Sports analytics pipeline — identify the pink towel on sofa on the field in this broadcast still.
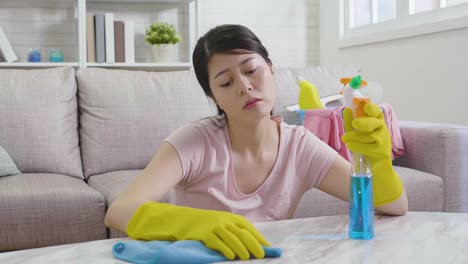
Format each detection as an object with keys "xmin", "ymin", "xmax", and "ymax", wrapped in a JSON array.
[
  {"xmin": 380, "ymin": 103, "xmax": 405, "ymax": 159},
  {"xmin": 301, "ymin": 104, "xmax": 404, "ymax": 163},
  {"xmin": 302, "ymin": 107, "xmax": 352, "ymax": 162}
]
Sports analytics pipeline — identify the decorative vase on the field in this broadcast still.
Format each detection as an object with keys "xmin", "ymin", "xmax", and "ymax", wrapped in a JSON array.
[{"xmin": 151, "ymin": 44, "xmax": 175, "ymax": 63}]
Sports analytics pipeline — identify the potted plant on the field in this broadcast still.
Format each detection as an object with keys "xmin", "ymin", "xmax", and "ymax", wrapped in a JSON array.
[{"xmin": 145, "ymin": 22, "xmax": 181, "ymax": 62}]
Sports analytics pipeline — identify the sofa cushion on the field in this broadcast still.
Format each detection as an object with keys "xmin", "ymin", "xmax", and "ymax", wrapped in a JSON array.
[
  {"xmin": 292, "ymin": 166, "xmax": 444, "ymax": 218},
  {"xmin": 76, "ymin": 68, "xmax": 217, "ymax": 178},
  {"xmin": 0, "ymin": 145, "xmax": 20, "ymax": 176},
  {"xmin": 0, "ymin": 67, "xmax": 83, "ymax": 179},
  {"xmin": 88, "ymin": 170, "xmax": 172, "ymax": 238},
  {"xmin": 394, "ymin": 121, "xmax": 468, "ymax": 213},
  {"xmin": 0, "ymin": 173, "xmax": 106, "ymax": 251}
]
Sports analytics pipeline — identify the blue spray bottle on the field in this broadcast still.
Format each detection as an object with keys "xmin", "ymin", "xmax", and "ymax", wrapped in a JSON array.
[{"xmin": 343, "ymin": 75, "xmax": 374, "ymax": 240}]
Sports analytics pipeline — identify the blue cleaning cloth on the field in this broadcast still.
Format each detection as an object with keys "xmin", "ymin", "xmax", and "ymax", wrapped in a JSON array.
[{"xmin": 112, "ymin": 240, "xmax": 282, "ymax": 264}]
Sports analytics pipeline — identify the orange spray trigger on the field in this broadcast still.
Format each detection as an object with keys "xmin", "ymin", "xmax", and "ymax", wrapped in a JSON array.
[{"xmin": 352, "ymin": 97, "xmax": 370, "ymax": 118}]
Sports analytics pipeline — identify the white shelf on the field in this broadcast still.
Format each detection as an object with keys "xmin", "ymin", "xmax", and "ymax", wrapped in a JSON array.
[
  {"xmin": 0, "ymin": 62, "xmax": 192, "ymax": 70},
  {"xmin": 0, "ymin": 62, "xmax": 80, "ymax": 68},
  {"xmin": 87, "ymin": 0, "xmax": 194, "ymax": 3},
  {"xmin": 0, "ymin": 0, "xmax": 198, "ymax": 71},
  {"xmin": 86, "ymin": 62, "xmax": 191, "ymax": 70},
  {"xmin": 82, "ymin": 0, "xmax": 197, "ymax": 71}
]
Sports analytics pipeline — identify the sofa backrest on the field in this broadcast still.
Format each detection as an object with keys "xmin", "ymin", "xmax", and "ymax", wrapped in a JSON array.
[
  {"xmin": 0, "ymin": 67, "xmax": 83, "ymax": 179},
  {"xmin": 76, "ymin": 65, "xmax": 360, "ymax": 179},
  {"xmin": 76, "ymin": 68, "xmax": 217, "ymax": 178}
]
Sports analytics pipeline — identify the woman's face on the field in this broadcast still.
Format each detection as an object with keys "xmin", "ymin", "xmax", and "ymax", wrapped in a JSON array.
[{"xmin": 208, "ymin": 51, "xmax": 276, "ymax": 121}]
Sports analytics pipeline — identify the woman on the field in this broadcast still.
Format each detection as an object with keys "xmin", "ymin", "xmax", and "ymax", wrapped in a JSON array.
[{"xmin": 105, "ymin": 24, "xmax": 408, "ymax": 260}]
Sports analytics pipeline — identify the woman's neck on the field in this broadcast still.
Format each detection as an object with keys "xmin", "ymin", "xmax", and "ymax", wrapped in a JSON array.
[{"xmin": 226, "ymin": 116, "xmax": 280, "ymax": 159}]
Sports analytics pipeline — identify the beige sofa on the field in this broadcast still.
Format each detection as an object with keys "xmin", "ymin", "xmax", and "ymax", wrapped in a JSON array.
[{"xmin": 0, "ymin": 66, "xmax": 467, "ymax": 251}]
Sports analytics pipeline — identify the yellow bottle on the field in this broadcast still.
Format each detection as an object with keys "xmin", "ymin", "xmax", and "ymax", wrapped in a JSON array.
[{"xmin": 297, "ymin": 77, "xmax": 324, "ymax": 110}]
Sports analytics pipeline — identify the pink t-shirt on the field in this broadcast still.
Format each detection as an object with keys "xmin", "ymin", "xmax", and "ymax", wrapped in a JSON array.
[{"xmin": 164, "ymin": 115, "xmax": 338, "ymax": 222}]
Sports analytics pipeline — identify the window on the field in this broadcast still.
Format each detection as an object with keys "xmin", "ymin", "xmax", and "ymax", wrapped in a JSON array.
[
  {"xmin": 409, "ymin": 0, "xmax": 439, "ymax": 14},
  {"xmin": 349, "ymin": 0, "xmax": 397, "ymax": 28},
  {"xmin": 376, "ymin": 0, "xmax": 397, "ymax": 22},
  {"xmin": 340, "ymin": 0, "xmax": 468, "ymax": 47}
]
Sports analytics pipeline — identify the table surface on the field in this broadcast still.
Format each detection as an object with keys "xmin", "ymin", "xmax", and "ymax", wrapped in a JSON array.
[{"xmin": 1, "ymin": 212, "xmax": 468, "ymax": 264}]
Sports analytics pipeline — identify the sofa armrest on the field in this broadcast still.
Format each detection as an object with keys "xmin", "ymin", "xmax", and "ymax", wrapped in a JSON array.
[{"xmin": 393, "ymin": 121, "xmax": 468, "ymax": 213}]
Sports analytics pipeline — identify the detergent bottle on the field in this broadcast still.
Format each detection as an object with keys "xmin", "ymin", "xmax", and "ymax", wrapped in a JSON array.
[{"xmin": 297, "ymin": 76, "xmax": 323, "ymax": 110}]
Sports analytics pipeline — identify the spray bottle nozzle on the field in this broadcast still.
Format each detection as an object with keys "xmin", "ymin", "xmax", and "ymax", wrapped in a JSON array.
[{"xmin": 349, "ymin": 75, "xmax": 362, "ymax": 90}]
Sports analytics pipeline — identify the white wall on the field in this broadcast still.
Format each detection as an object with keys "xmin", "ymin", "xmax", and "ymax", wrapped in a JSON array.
[
  {"xmin": 198, "ymin": 0, "xmax": 320, "ymax": 67},
  {"xmin": 320, "ymin": 0, "xmax": 468, "ymax": 125}
]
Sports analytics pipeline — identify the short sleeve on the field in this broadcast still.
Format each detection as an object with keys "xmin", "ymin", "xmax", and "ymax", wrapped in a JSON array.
[
  {"xmin": 163, "ymin": 122, "xmax": 210, "ymax": 184},
  {"xmin": 295, "ymin": 126, "xmax": 338, "ymax": 189}
]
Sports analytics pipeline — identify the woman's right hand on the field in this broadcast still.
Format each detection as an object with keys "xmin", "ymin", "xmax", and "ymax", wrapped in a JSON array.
[
  {"xmin": 105, "ymin": 140, "xmax": 270, "ymax": 260},
  {"xmin": 126, "ymin": 202, "xmax": 270, "ymax": 260}
]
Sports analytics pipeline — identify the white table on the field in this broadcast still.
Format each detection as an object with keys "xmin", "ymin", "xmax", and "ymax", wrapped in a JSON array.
[{"xmin": 1, "ymin": 212, "xmax": 468, "ymax": 263}]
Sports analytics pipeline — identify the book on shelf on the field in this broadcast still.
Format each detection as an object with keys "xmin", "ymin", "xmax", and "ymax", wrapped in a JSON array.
[
  {"xmin": 124, "ymin": 21, "xmax": 135, "ymax": 63},
  {"xmin": 94, "ymin": 15, "xmax": 135, "ymax": 64},
  {"xmin": 86, "ymin": 13, "xmax": 96, "ymax": 63},
  {"xmin": 105, "ymin": 13, "xmax": 115, "ymax": 64},
  {"xmin": 114, "ymin": 21, "xmax": 125, "ymax": 63},
  {"xmin": 95, "ymin": 14, "xmax": 106, "ymax": 63},
  {"xmin": 0, "ymin": 24, "xmax": 18, "ymax": 63}
]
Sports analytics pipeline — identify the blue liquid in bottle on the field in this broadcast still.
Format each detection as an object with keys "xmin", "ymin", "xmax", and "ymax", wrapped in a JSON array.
[{"xmin": 349, "ymin": 174, "xmax": 374, "ymax": 240}]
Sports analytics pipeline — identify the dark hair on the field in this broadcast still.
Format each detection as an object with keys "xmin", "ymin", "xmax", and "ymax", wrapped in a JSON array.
[{"xmin": 192, "ymin": 24, "xmax": 272, "ymax": 116}]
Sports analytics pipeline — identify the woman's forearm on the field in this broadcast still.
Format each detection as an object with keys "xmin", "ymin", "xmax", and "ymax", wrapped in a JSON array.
[
  {"xmin": 374, "ymin": 190, "xmax": 408, "ymax": 216},
  {"xmin": 104, "ymin": 195, "xmax": 148, "ymax": 233}
]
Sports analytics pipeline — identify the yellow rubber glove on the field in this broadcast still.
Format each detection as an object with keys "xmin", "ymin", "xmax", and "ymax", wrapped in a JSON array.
[
  {"xmin": 298, "ymin": 78, "xmax": 324, "ymax": 109},
  {"xmin": 126, "ymin": 202, "xmax": 270, "ymax": 260},
  {"xmin": 341, "ymin": 103, "xmax": 404, "ymax": 206}
]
